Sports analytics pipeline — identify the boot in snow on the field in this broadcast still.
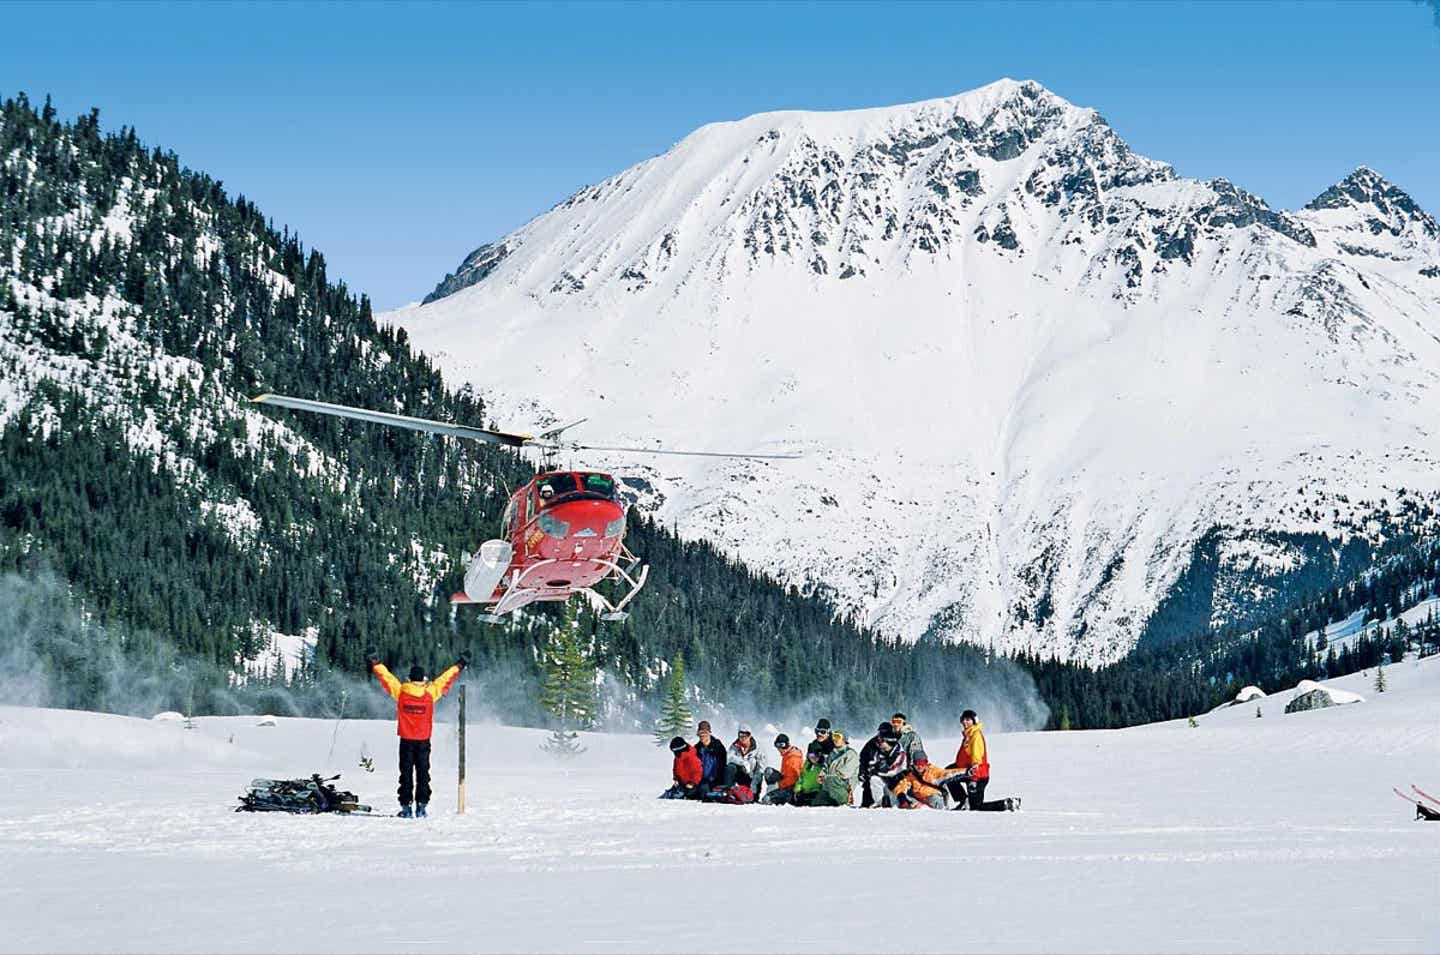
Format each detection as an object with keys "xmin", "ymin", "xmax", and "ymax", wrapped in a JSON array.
[
  {"xmin": 1005, "ymin": 797, "xmax": 1021, "ymax": 812},
  {"xmin": 398, "ymin": 803, "xmax": 414, "ymax": 818},
  {"xmin": 416, "ymin": 803, "xmax": 428, "ymax": 818}
]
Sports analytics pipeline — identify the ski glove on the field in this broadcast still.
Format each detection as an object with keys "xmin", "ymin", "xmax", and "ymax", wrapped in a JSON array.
[
  {"xmin": 456, "ymin": 654, "xmax": 469, "ymax": 671},
  {"xmin": 364, "ymin": 649, "xmax": 380, "ymax": 668}
]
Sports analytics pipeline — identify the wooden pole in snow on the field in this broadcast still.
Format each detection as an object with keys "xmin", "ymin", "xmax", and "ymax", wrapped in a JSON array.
[{"xmin": 457, "ymin": 683, "xmax": 467, "ymax": 814}]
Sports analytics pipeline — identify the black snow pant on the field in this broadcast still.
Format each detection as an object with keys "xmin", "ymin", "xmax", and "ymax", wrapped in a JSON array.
[
  {"xmin": 398, "ymin": 738, "xmax": 432, "ymax": 807},
  {"xmin": 946, "ymin": 776, "xmax": 1009, "ymax": 811}
]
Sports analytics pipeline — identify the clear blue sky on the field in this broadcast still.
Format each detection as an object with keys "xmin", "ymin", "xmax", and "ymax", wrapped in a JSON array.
[{"xmin": 2, "ymin": 1, "xmax": 1437, "ymax": 309}]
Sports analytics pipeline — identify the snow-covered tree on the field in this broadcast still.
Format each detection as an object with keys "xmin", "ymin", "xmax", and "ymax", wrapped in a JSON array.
[
  {"xmin": 1374, "ymin": 659, "xmax": 1387, "ymax": 694},
  {"xmin": 653, "ymin": 653, "xmax": 692, "ymax": 746}
]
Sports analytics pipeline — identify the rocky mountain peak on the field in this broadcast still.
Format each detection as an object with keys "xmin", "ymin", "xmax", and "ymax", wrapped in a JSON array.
[{"xmin": 1305, "ymin": 166, "xmax": 1437, "ymax": 241}]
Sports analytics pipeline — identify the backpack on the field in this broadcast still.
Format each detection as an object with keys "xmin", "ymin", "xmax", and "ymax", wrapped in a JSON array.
[
  {"xmin": 235, "ymin": 774, "xmax": 369, "ymax": 814},
  {"xmin": 702, "ymin": 783, "xmax": 755, "ymax": 805}
]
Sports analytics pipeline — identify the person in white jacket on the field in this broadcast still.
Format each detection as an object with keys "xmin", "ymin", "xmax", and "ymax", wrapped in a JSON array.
[{"xmin": 725, "ymin": 723, "xmax": 769, "ymax": 797}]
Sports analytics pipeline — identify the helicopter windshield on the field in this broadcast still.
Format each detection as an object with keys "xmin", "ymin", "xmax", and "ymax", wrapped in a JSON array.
[
  {"xmin": 535, "ymin": 472, "xmax": 619, "ymax": 509},
  {"xmin": 579, "ymin": 473, "xmax": 618, "ymax": 499},
  {"xmin": 536, "ymin": 473, "xmax": 579, "ymax": 504}
]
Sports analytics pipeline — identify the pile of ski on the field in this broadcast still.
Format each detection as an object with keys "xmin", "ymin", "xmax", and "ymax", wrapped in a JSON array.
[
  {"xmin": 236, "ymin": 774, "xmax": 375, "ymax": 815},
  {"xmin": 1392, "ymin": 784, "xmax": 1440, "ymax": 821}
]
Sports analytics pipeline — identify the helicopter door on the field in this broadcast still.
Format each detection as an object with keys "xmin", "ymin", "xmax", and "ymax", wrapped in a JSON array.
[{"xmin": 464, "ymin": 539, "xmax": 513, "ymax": 603}]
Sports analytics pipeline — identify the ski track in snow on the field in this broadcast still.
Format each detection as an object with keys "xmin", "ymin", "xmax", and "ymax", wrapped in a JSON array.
[{"xmin": 1, "ymin": 658, "xmax": 1437, "ymax": 953}]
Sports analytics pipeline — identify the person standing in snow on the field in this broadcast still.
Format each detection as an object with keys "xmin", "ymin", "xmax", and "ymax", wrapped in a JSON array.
[
  {"xmin": 661, "ymin": 736, "xmax": 705, "ymax": 799},
  {"xmin": 726, "ymin": 723, "xmax": 768, "ymax": 797},
  {"xmin": 694, "ymin": 720, "xmax": 728, "ymax": 791},
  {"xmin": 365, "ymin": 650, "xmax": 465, "ymax": 818},
  {"xmin": 762, "ymin": 733, "xmax": 805, "ymax": 805},
  {"xmin": 942, "ymin": 709, "xmax": 1020, "ymax": 812}
]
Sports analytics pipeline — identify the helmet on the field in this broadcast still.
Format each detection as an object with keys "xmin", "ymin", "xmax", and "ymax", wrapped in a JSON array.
[{"xmin": 668, "ymin": 736, "xmax": 688, "ymax": 753}]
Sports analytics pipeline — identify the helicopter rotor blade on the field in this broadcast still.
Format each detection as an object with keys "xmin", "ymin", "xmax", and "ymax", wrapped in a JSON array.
[
  {"xmin": 251, "ymin": 394, "xmax": 533, "ymax": 447},
  {"xmin": 536, "ymin": 417, "xmax": 590, "ymax": 443},
  {"xmin": 539, "ymin": 441, "xmax": 799, "ymax": 460}
]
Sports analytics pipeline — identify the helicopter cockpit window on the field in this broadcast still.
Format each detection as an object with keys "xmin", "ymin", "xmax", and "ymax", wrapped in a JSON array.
[
  {"xmin": 581, "ymin": 473, "xmax": 618, "ymax": 499},
  {"xmin": 536, "ymin": 473, "xmax": 579, "ymax": 506}
]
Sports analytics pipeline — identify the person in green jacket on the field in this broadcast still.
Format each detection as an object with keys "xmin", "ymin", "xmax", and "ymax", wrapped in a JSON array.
[
  {"xmin": 792, "ymin": 741, "xmax": 826, "ymax": 806},
  {"xmin": 813, "ymin": 730, "xmax": 860, "ymax": 807}
]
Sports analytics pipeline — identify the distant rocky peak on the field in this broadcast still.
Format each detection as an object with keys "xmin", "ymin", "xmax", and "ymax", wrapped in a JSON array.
[{"xmin": 1305, "ymin": 166, "xmax": 1437, "ymax": 239}]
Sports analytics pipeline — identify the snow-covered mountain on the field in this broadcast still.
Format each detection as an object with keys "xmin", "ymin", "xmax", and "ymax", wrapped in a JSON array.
[{"xmin": 391, "ymin": 79, "xmax": 1440, "ymax": 665}]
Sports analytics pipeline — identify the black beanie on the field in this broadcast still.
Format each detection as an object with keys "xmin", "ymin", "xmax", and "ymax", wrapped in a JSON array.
[
  {"xmin": 879, "ymin": 723, "xmax": 900, "ymax": 741},
  {"xmin": 409, "ymin": 664, "xmax": 426, "ymax": 681},
  {"xmin": 961, "ymin": 709, "xmax": 978, "ymax": 722},
  {"xmin": 774, "ymin": 733, "xmax": 790, "ymax": 748},
  {"xmin": 669, "ymin": 736, "xmax": 688, "ymax": 753},
  {"xmin": 815, "ymin": 718, "xmax": 831, "ymax": 732}
]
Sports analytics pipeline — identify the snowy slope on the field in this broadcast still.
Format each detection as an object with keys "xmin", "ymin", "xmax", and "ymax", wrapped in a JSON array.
[
  {"xmin": 391, "ymin": 79, "xmax": 1440, "ymax": 665},
  {"xmin": 2, "ymin": 658, "xmax": 1437, "ymax": 953}
]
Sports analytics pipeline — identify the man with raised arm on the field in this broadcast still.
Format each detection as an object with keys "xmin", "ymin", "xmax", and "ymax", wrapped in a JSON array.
[{"xmin": 366, "ymin": 649, "xmax": 465, "ymax": 818}]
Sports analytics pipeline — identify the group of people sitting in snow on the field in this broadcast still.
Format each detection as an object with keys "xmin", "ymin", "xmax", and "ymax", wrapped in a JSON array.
[{"xmin": 661, "ymin": 710, "xmax": 1020, "ymax": 811}]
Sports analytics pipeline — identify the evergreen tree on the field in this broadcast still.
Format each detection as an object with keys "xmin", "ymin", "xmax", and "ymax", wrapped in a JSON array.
[
  {"xmin": 1374, "ymin": 659, "xmax": 1386, "ymax": 694},
  {"xmin": 653, "ymin": 653, "xmax": 693, "ymax": 745},
  {"xmin": 538, "ymin": 601, "xmax": 595, "ymax": 757}
]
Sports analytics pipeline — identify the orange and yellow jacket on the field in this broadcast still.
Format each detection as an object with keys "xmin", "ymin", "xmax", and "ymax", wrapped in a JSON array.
[
  {"xmin": 953, "ymin": 720, "xmax": 990, "ymax": 780},
  {"xmin": 372, "ymin": 663, "xmax": 462, "ymax": 740},
  {"xmin": 776, "ymin": 745, "xmax": 805, "ymax": 789},
  {"xmin": 891, "ymin": 760, "xmax": 949, "ymax": 803}
]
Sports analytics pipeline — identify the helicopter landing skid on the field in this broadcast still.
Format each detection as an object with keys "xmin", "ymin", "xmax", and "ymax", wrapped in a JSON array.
[{"xmin": 584, "ymin": 552, "xmax": 649, "ymax": 622}]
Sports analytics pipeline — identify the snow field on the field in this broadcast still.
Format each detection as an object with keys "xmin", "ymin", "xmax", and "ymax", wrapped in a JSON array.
[{"xmin": 0, "ymin": 657, "xmax": 1437, "ymax": 953}]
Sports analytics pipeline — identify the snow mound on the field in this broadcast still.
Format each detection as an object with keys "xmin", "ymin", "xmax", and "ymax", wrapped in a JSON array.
[
  {"xmin": 151, "ymin": 711, "xmax": 185, "ymax": 721},
  {"xmin": 1207, "ymin": 684, "xmax": 1270, "ymax": 713},
  {"xmin": 1285, "ymin": 679, "xmax": 1365, "ymax": 714},
  {"xmin": 256, "ymin": 715, "xmax": 278, "ymax": 727},
  {"xmin": 1234, "ymin": 686, "xmax": 1266, "ymax": 704}
]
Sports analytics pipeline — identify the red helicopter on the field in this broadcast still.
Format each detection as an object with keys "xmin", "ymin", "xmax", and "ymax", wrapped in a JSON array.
[{"xmin": 251, "ymin": 394, "xmax": 795, "ymax": 622}]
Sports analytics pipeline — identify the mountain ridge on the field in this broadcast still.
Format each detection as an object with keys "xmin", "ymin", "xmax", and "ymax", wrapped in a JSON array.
[{"xmin": 396, "ymin": 79, "xmax": 1440, "ymax": 665}]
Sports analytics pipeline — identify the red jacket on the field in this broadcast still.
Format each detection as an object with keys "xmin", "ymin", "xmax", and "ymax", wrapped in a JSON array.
[
  {"xmin": 372, "ymin": 663, "xmax": 462, "ymax": 740},
  {"xmin": 672, "ymin": 745, "xmax": 703, "ymax": 787}
]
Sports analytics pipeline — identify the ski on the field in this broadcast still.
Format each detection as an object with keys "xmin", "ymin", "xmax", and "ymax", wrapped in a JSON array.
[
  {"xmin": 1394, "ymin": 787, "xmax": 1440, "ymax": 821},
  {"xmin": 1411, "ymin": 785, "xmax": 1440, "ymax": 808}
]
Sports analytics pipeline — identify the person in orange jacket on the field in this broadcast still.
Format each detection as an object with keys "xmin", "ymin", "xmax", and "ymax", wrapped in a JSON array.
[
  {"xmin": 944, "ymin": 709, "xmax": 1020, "ymax": 811},
  {"xmin": 761, "ymin": 733, "xmax": 805, "ymax": 804},
  {"xmin": 366, "ymin": 649, "xmax": 464, "ymax": 818}
]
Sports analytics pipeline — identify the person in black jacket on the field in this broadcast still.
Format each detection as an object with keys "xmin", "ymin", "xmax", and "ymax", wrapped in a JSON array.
[
  {"xmin": 813, "ymin": 717, "xmax": 836, "ymax": 756},
  {"xmin": 857, "ymin": 721, "xmax": 891, "ymax": 808},
  {"xmin": 693, "ymin": 720, "xmax": 728, "ymax": 790}
]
